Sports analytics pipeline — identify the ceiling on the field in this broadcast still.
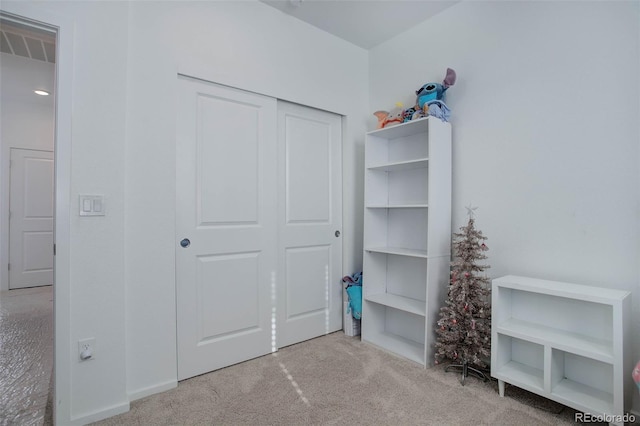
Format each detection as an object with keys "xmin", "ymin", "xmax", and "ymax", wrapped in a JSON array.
[
  {"xmin": 260, "ymin": 0, "xmax": 460, "ymax": 49},
  {"xmin": 0, "ymin": 2, "xmax": 458, "ymax": 55},
  {"xmin": 0, "ymin": 18, "xmax": 55, "ymax": 63}
]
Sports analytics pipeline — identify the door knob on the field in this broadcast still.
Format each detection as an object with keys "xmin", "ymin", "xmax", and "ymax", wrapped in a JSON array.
[
  {"xmin": 335, "ymin": 230, "xmax": 340, "ymax": 238},
  {"xmin": 180, "ymin": 238, "xmax": 191, "ymax": 248}
]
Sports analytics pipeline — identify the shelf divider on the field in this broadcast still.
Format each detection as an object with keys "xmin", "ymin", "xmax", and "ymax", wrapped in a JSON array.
[
  {"xmin": 365, "ymin": 293, "xmax": 426, "ymax": 317},
  {"xmin": 366, "ymin": 204, "xmax": 428, "ymax": 209},
  {"xmin": 497, "ymin": 318, "xmax": 613, "ymax": 363},
  {"xmin": 367, "ymin": 158, "xmax": 428, "ymax": 172},
  {"xmin": 365, "ymin": 247, "xmax": 429, "ymax": 258}
]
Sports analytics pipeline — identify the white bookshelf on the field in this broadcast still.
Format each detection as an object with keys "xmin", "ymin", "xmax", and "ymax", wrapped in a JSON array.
[
  {"xmin": 362, "ymin": 117, "xmax": 451, "ymax": 366},
  {"xmin": 491, "ymin": 275, "xmax": 631, "ymax": 425}
]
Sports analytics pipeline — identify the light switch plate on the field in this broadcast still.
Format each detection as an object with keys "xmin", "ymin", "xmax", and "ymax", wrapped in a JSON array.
[{"xmin": 79, "ymin": 195, "xmax": 105, "ymax": 216}]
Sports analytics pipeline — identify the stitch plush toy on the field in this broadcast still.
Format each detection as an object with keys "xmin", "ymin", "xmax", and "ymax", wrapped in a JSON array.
[
  {"xmin": 374, "ymin": 102, "xmax": 405, "ymax": 129},
  {"xmin": 415, "ymin": 68, "xmax": 456, "ymax": 108},
  {"xmin": 413, "ymin": 68, "xmax": 457, "ymax": 122}
]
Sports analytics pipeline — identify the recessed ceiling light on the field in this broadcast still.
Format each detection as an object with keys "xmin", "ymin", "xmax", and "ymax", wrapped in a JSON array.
[{"xmin": 34, "ymin": 90, "xmax": 49, "ymax": 96}]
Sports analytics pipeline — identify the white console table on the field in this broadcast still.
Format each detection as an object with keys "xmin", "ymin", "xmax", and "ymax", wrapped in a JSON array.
[{"xmin": 491, "ymin": 275, "xmax": 631, "ymax": 425}]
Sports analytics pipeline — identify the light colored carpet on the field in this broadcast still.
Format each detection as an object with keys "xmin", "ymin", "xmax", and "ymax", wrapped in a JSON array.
[
  {"xmin": 0, "ymin": 286, "xmax": 54, "ymax": 426},
  {"xmin": 93, "ymin": 332, "xmax": 580, "ymax": 425}
]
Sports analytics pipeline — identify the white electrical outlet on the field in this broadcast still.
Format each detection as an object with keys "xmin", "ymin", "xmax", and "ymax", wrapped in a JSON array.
[{"xmin": 78, "ymin": 338, "xmax": 96, "ymax": 361}]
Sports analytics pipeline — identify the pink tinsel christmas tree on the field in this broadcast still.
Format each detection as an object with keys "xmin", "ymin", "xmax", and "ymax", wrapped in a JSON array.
[{"xmin": 435, "ymin": 208, "xmax": 491, "ymax": 379}]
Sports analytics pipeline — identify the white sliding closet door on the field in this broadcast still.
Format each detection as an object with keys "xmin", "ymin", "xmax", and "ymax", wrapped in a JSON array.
[
  {"xmin": 176, "ymin": 78, "xmax": 343, "ymax": 381},
  {"xmin": 276, "ymin": 101, "xmax": 342, "ymax": 348},
  {"xmin": 176, "ymin": 76, "xmax": 277, "ymax": 380}
]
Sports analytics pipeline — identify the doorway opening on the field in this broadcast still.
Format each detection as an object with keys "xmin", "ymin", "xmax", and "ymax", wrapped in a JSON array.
[
  {"xmin": 0, "ymin": 15, "xmax": 57, "ymax": 424},
  {"xmin": 1, "ymin": 17, "xmax": 55, "ymax": 291}
]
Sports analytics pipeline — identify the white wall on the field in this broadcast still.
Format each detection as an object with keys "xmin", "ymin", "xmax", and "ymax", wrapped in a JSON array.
[
  {"xmin": 67, "ymin": 2, "xmax": 129, "ymax": 420},
  {"xmin": 0, "ymin": 52, "xmax": 54, "ymax": 292},
  {"xmin": 2, "ymin": 1, "xmax": 130, "ymax": 423},
  {"xmin": 370, "ymin": 0, "xmax": 640, "ymax": 412},
  {"xmin": 124, "ymin": 0, "xmax": 369, "ymax": 400}
]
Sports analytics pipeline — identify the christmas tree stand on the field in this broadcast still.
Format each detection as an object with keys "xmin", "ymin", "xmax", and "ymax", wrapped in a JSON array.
[{"xmin": 444, "ymin": 360, "xmax": 488, "ymax": 385}]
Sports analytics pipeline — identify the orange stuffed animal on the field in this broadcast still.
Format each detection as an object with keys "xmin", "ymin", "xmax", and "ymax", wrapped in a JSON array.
[{"xmin": 374, "ymin": 102, "xmax": 404, "ymax": 129}]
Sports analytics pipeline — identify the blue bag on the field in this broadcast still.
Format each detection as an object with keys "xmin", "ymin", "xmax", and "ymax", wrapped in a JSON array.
[
  {"xmin": 343, "ymin": 272, "xmax": 363, "ymax": 320},
  {"xmin": 346, "ymin": 285, "xmax": 362, "ymax": 320}
]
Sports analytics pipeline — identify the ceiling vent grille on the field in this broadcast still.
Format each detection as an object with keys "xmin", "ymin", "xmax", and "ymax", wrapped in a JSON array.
[{"xmin": 0, "ymin": 22, "xmax": 55, "ymax": 63}]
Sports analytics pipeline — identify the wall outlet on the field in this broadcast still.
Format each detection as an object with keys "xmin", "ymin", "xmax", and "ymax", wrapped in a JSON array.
[{"xmin": 78, "ymin": 338, "xmax": 96, "ymax": 361}]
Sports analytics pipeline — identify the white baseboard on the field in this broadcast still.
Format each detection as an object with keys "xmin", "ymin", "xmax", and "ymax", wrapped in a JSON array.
[
  {"xmin": 69, "ymin": 401, "xmax": 130, "ymax": 425},
  {"xmin": 128, "ymin": 379, "xmax": 177, "ymax": 402},
  {"xmin": 61, "ymin": 381, "xmax": 177, "ymax": 424}
]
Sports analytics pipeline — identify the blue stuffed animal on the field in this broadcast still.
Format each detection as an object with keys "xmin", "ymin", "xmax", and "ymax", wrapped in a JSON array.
[
  {"xmin": 415, "ymin": 68, "xmax": 457, "ymax": 108},
  {"xmin": 413, "ymin": 68, "xmax": 457, "ymax": 122}
]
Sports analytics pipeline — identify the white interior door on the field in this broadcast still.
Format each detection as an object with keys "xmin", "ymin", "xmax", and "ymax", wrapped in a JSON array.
[
  {"xmin": 176, "ymin": 76, "xmax": 277, "ymax": 380},
  {"xmin": 276, "ymin": 101, "xmax": 342, "ymax": 348},
  {"xmin": 8, "ymin": 148, "xmax": 54, "ymax": 289}
]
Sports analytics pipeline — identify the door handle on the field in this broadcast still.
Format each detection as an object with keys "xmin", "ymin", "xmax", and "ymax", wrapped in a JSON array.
[
  {"xmin": 180, "ymin": 238, "xmax": 191, "ymax": 248},
  {"xmin": 335, "ymin": 230, "xmax": 340, "ymax": 238}
]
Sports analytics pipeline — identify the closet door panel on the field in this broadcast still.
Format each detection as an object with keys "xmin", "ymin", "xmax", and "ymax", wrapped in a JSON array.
[
  {"xmin": 176, "ymin": 76, "xmax": 277, "ymax": 380},
  {"xmin": 197, "ymin": 95, "xmax": 259, "ymax": 225},
  {"xmin": 285, "ymin": 116, "xmax": 331, "ymax": 223},
  {"xmin": 277, "ymin": 101, "xmax": 343, "ymax": 348}
]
